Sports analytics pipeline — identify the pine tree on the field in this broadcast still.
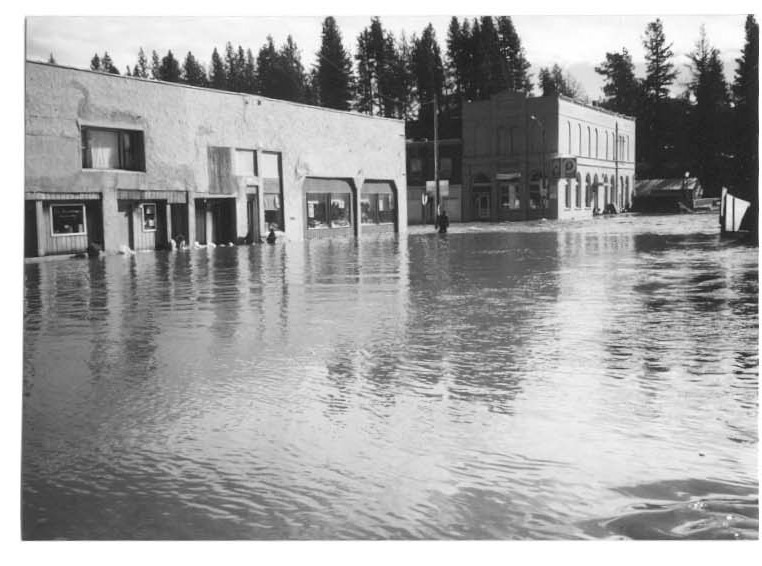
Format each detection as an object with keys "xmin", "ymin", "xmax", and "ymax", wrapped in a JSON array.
[
  {"xmin": 642, "ymin": 18, "xmax": 678, "ymax": 102},
  {"xmin": 316, "ymin": 16, "xmax": 355, "ymax": 111},
  {"xmin": 538, "ymin": 64, "xmax": 584, "ymax": 99},
  {"xmin": 496, "ymin": 16, "xmax": 532, "ymax": 93},
  {"xmin": 412, "ymin": 23, "xmax": 445, "ymax": 133},
  {"xmin": 133, "ymin": 48, "xmax": 149, "ymax": 79},
  {"xmin": 641, "ymin": 18, "xmax": 679, "ymax": 175},
  {"xmin": 209, "ymin": 47, "xmax": 227, "ymax": 90},
  {"xmin": 242, "ymin": 48, "xmax": 257, "ymax": 94},
  {"xmin": 90, "ymin": 53, "xmax": 101, "ymax": 71},
  {"xmin": 47, "ymin": 53, "xmax": 56, "ymax": 64},
  {"xmin": 732, "ymin": 14, "xmax": 759, "ymax": 202},
  {"xmin": 355, "ymin": 17, "xmax": 397, "ymax": 116},
  {"xmin": 158, "ymin": 50, "xmax": 181, "ymax": 82},
  {"xmin": 595, "ymin": 48, "xmax": 642, "ymax": 115},
  {"xmin": 255, "ymin": 36, "xmax": 277, "ymax": 96},
  {"xmin": 686, "ymin": 26, "xmax": 730, "ymax": 196},
  {"xmin": 101, "ymin": 52, "xmax": 120, "ymax": 74},
  {"xmin": 389, "ymin": 32, "xmax": 415, "ymax": 120},
  {"xmin": 182, "ymin": 51, "xmax": 207, "ymax": 87},
  {"xmin": 151, "ymin": 50, "xmax": 161, "ymax": 80},
  {"xmin": 224, "ymin": 42, "xmax": 242, "ymax": 92},
  {"xmin": 277, "ymin": 35, "xmax": 308, "ymax": 103}
]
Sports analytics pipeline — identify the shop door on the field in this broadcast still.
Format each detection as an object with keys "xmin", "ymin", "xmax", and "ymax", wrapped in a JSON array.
[
  {"xmin": 195, "ymin": 200, "xmax": 207, "ymax": 244},
  {"xmin": 247, "ymin": 193, "xmax": 259, "ymax": 243},
  {"xmin": 476, "ymin": 194, "xmax": 491, "ymax": 220}
]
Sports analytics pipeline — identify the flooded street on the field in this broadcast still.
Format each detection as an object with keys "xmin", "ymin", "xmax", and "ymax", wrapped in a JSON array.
[{"xmin": 22, "ymin": 213, "xmax": 758, "ymax": 540}]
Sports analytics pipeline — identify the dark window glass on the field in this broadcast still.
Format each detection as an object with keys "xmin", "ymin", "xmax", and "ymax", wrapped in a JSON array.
[
  {"xmin": 51, "ymin": 205, "xmax": 86, "ymax": 235},
  {"xmin": 81, "ymin": 127, "xmax": 144, "ymax": 171}
]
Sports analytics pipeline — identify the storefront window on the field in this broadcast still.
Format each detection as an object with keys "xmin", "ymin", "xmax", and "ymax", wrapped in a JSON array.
[
  {"xmin": 141, "ymin": 203, "xmax": 157, "ymax": 231},
  {"xmin": 500, "ymin": 183, "xmax": 520, "ymax": 209},
  {"xmin": 306, "ymin": 193, "xmax": 329, "ymax": 228},
  {"xmin": 51, "ymin": 204, "xmax": 86, "ymax": 236},
  {"xmin": 331, "ymin": 195, "xmax": 351, "ymax": 227}
]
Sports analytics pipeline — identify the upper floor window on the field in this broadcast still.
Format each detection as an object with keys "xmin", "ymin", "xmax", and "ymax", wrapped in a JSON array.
[
  {"xmin": 410, "ymin": 157, "xmax": 423, "ymax": 174},
  {"xmin": 81, "ymin": 127, "xmax": 144, "ymax": 171},
  {"xmin": 260, "ymin": 151, "xmax": 281, "ymax": 179},
  {"xmin": 578, "ymin": 124, "xmax": 582, "ymax": 156},
  {"xmin": 594, "ymin": 129, "xmax": 599, "ymax": 158},
  {"xmin": 587, "ymin": 126, "xmax": 591, "ymax": 157},
  {"xmin": 235, "ymin": 149, "xmax": 258, "ymax": 177},
  {"xmin": 567, "ymin": 122, "xmax": 572, "ymax": 154},
  {"xmin": 440, "ymin": 157, "xmax": 453, "ymax": 179}
]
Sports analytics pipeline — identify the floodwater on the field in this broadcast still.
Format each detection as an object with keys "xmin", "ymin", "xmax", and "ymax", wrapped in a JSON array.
[{"xmin": 22, "ymin": 213, "xmax": 758, "ymax": 540}]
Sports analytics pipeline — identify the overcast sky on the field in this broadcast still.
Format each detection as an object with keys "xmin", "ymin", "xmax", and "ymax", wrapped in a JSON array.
[{"xmin": 22, "ymin": 12, "xmax": 753, "ymax": 100}]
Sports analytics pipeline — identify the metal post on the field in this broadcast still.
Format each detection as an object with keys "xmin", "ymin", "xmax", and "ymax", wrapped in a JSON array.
[{"xmin": 434, "ymin": 92, "xmax": 440, "ymax": 220}]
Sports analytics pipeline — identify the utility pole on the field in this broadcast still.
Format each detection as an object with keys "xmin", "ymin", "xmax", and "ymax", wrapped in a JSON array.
[{"xmin": 434, "ymin": 92, "xmax": 440, "ymax": 220}]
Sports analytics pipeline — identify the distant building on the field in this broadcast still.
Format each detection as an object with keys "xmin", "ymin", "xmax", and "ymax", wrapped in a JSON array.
[
  {"xmin": 462, "ymin": 92, "xmax": 636, "ymax": 221},
  {"xmin": 632, "ymin": 178, "xmax": 704, "ymax": 213},
  {"xmin": 405, "ymin": 138, "xmax": 463, "ymax": 224},
  {"xmin": 24, "ymin": 61, "xmax": 407, "ymax": 257}
]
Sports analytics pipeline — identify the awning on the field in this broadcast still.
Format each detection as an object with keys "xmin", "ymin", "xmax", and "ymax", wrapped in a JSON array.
[
  {"xmin": 496, "ymin": 172, "xmax": 521, "ymax": 181},
  {"xmin": 25, "ymin": 192, "xmax": 101, "ymax": 201},
  {"xmin": 118, "ymin": 189, "xmax": 187, "ymax": 203},
  {"xmin": 361, "ymin": 181, "xmax": 394, "ymax": 195},
  {"xmin": 302, "ymin": 177, "xmax": 353, "ymax": 194}
]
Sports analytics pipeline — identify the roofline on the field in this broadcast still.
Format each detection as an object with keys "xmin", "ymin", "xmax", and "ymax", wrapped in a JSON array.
[
  {"xmin": 555, "ymin": 93, "xmax": 636, "ymax": 122},
  {"xmin": 25, "ymin": 60, "xmax": 405, "ymax": 125}
]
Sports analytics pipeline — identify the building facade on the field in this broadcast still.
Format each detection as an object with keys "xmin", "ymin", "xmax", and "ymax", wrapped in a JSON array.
[
  {"xmin": 25, "ymin": 62, "xmax": 407, "ymax": 257},
  {"xmin": 462, "ymin": 92, "xmax": 636, "ymax": 222},
  {"xmin": 405, "ymin": 138, "xmax": 463, "ymax": 225}
]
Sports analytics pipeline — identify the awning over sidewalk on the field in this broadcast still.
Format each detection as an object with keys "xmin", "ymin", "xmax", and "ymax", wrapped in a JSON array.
[
  {"xmin": 118, "ymin": 189, "xmax": 187, "ymax": 203},
  {"xmin": 25, "ymin": 192, "xmax": 101, "ymax": 201}
]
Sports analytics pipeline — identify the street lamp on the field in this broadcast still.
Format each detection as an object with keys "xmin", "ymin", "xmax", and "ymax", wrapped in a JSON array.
[{"xmin": 530, "ymin": 114, "xmax": 547, "ymax": 216}]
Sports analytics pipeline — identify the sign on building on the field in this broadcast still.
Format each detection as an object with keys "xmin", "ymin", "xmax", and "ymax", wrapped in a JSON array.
[
  {"xmin": 426, "ymin": 180, "xmax": 450, "ymax": 197},
  {"xmin": 551, "ymin": 157, "xmax": 577, "ymax": 179}
]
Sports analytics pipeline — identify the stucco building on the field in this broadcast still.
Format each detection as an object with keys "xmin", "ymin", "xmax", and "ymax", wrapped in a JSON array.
[
  {"xmin": 462, "ymin": 92, "xmax": 636, "ymax": 222},
  {"xmin": 24, "ymin": 61, "xmax": 407, "ymax": 257}
]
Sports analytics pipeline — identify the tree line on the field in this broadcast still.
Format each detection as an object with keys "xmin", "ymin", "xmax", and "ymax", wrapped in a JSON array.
[{"xmin": 77, "ymin": 15, "xmax": 758, "ymax": 199}]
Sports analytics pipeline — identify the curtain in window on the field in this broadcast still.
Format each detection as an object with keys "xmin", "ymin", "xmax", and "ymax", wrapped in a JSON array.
[{"xmin": 90, "ymin": 130, "xmax": 119, "ymax": 169}]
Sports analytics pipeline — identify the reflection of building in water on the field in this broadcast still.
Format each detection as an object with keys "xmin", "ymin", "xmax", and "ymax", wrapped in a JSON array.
[
  {"xmin": 25, "ymin": 61, "xmax": 406, "ymax": 257},
  {"xmin": 463, "ymin": 92, "xmax": 636, "ymax": 222}
]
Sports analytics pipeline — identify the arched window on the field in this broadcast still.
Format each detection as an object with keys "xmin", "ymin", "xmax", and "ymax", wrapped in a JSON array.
[
  {"xmin": 605, "ymin": 132, "xmax": 609, "ymax": 160},
  {"xmin": 567, "ymin": 121, "xmax": 572, "ymax": 154},
  {"xmin": 595, "ymin": 129, "xmax": 599, "ymax": 158},
  {"xmin": 578, "ymin": 124, "xmax": 582, "ymax": 156},
  {"xmin": 575, "ymin": 173, "xmax": 582, "ymax": 208},
  {"xmin": 587, "ymin": 126, "xmax": 591, "ymax": 157},
  {"xmin": 589, "ymin": 174, "xmax": 598, "ymax": 208},
  {"xmin": 620, "ymin": 176, "xmax": 625, "ymax": 209},
  {"xmin": 603, "ymin": 174, "xmax": 609, "ymax": 205},
  {"xmin": 565, "ymin": 178, "xmax": 572, "ymax": 209},
  {"xmin": 626, "ymin": 136, "xmax": 630, "ymax": 161},
  {"xmin": 625, "ymin": 177, "xmax": 630, "ymax": 209}
]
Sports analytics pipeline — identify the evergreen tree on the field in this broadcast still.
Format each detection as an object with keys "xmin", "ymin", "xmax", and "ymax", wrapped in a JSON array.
[
  {"xmin": 242, "ymin": 48, "xmax": 257, "ymax": 94},
  {"xmin": 642, "ymin": 18, "xmax": 678, "ymax": 102},
  {"xmin": 90, "ymin": 53, "xmax": 101, "ymax": 71},
  {"xmin": 412, "ymin": 23, "xmax": 445, "ymax": 133},
  {"xmin": 687, "ymin": 26, "xmax": 730, "ymax": 196},
  {"xmin": 101, "ymin": 52, "xmax": 120, "ymax": 74},
  {"xmin": 496, "ymin": 16, "xmax": 532, "ymax": 93},
  {"xmin": 133, "ymin": 48, "xmax": 149, "ymax": 79},
  {"xmin": 47, "ymin": 53, "xmax": 56, "ymax": 64},
  {"xmin": 473, "ymin": 17, "xmax": 505, "ymax": 98},
  {"xmin": 125, "ymin": 65, "xmax": 132, "ymax": 76},
  {"xmin": 355, "ymin": 17, "xmax": 397, "ymax": 116},
  {"xmin": 224, "ymin": 42, "xmax": 244, "ymax": 92},
  {"xmin": 732, "ymin": 14, "xmax": 759, "ymax": 202},
  {"xmin": 538, "ymin": 64, "xmax": 584, "ymax": 99},
  {"xmin": 446, "ymin": 17, "xmax": 468, "ymax": 102},
  {"xmin": 316, "ymin": 16, "xmax": 355, "ymax": 111},
  {"xmin": 389, "ymin": 32, "xmax": 415, "ymax": 120},
  {"xmin": 209, "ymin": 47, "xmax": 227, "ymax": 90},
  {"xmin": 182, "ymin": 51, "xmax": 207, "ymax": 87},
  {"xmin": 595, "ymin": 48, "xmax": 642, "ymax": 115},
  {"xmin": 151, "ymin": 50, "xmax": 161, "ymax": 80},
  {"xmin": 641, "ymin": 18, "xmax": 679, "ymax": 175},
  {"xmin": 255, "ymin": 36, "xmax": 278, "ymax": 96},
  {"xmin": 277, "ymin": 35, "xmax": 308, "ymax": 102},
  {"xmin": 158, "ymin": 50, "xmax": 181, "ymax": 82}
]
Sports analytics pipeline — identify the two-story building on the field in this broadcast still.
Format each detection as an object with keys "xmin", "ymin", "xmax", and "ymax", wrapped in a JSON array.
[
  {"xmin": 24, "ymin": 61, "xmax": 407, "ymax": 257},
  {"xmin": 462, "ymin": 92, "xmax": 636, "ymax": 222},
  {"xmin": 405, "ymin": 138, "xmax": 463, "ymax": 225}
]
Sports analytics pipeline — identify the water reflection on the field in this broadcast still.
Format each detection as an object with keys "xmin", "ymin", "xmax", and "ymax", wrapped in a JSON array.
[{"xmin": 22, "ymin": 214, "xmax": 758, "ymax": 539}]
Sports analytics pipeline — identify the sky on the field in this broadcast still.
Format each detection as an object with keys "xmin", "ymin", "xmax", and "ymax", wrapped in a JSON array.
[{"xmin": 24, "ymin": 12, "xmax": 752, "ymax": 100}]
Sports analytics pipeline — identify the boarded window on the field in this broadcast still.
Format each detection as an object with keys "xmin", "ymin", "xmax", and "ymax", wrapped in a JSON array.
[{"xmin": 207, "ymin": 147, "xmax": 236, "ymax": 194}]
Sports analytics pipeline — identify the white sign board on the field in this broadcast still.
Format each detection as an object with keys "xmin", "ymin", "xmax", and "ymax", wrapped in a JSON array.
[{"xmin": 425, "ymin": 180, "xmax": 449, "ymax": 197}]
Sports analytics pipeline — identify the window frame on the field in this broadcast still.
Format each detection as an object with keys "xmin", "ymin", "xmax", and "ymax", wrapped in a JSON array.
[
  {"xmin": 81, "ymin": 126, "xmax": 145, "ymax": 172},
  {"xmin": 306, "ymin": 192, "xmax": 353, "ymax": 230},
  {"xmin": 50, "ymin": 203, "xmax": 87, "ymax": 237},
  {"xmin": 234, "ymin": 148, "xmax": 258, "ymax": 177},
  {"xmin": 140, "ymin": 202, "xmax": 157, "ymax": 232}
]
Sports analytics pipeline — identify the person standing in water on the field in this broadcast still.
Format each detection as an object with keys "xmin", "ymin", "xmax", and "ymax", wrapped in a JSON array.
[{"xmin": 436, "ymin": 209, "xmax": 450, "ymax": 234}]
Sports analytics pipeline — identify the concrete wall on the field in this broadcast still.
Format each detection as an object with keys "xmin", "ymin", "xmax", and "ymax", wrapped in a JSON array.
[{"xmin": 25, "ymin": 62, "xmax": 407, "ymax": 253}]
